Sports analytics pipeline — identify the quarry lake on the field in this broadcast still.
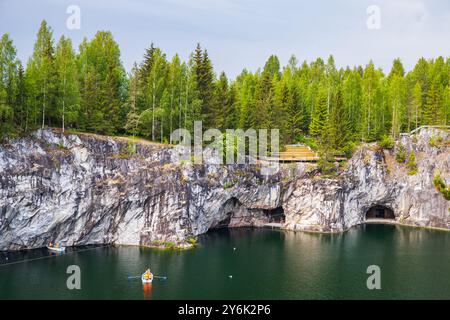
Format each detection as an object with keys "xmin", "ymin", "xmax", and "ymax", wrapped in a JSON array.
[{"xmin": 1, "ymin": 225, "xmax": 449, "ymax": 300}]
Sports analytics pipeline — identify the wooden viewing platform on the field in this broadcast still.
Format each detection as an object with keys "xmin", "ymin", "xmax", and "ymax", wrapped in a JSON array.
[
  {"xmin": 264, "ymin": 144, "xmax": 346, "ymax": 163},
  {"xmin": 273, "ymin": 144, "xmax": 318, "ymax": 162}
]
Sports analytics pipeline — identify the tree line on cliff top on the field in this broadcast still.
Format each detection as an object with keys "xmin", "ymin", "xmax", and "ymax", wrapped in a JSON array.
[{"xmin": 1, "ymin": 20, "xmax": 449, "ymax": 156}]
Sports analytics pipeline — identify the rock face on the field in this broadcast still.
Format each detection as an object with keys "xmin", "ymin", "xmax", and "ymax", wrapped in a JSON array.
[
  {"xmin": 0, "ymin": 128, "xmax": 449, "ymax": 251},
  {"xmin": 286, "ymin": 129, "xmax": 450, "ymax": 232}
]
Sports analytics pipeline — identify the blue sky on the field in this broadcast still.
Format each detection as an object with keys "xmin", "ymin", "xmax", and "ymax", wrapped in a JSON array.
[{"xmin": 1, "ymin": 0, "xmax": 449, "ymax": 78}]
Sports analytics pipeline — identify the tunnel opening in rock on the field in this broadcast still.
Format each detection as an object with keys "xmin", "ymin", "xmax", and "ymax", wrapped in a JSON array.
[
  {"xmin": 209, "ymin": 197, "xmax": 239, "ymax": 230},
  {"xmin": 208, "ymin": 197, "xmax": 286, "ymax": 231},
  {"xmin": 213, "ymin": 213, "xmax": 233, "ymax": 229},
  {"xmin": 365, "ymin": 205, "xmax": 395, "ymax": 220},
  {"xmin": 263, "ymin": 207, "xmax": 285, "ymax": 223}
]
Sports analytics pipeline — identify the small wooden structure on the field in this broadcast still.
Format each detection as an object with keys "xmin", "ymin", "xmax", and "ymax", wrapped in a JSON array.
[
  {"xmin": 265, "ymin": 144, "xmax": 346, "ymax": 163},
  {"xmin": 271, "ymin": 144, "xmax": 318, "ymax": 162}
]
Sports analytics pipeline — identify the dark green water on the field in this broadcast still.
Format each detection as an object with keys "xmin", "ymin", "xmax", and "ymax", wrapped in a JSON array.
[{"xmin": 1, "ymin": 225, "xmax": 449, "ymax": 299}]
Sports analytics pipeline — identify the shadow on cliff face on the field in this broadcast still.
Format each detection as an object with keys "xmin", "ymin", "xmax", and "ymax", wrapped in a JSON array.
[
  {"xmin": 263, "ymin": 207, "xmax": 285, "ymax": 223},
  {"xmin": 209, "ymin": 197, "xmax": 285, "ymax": 230},
  {"xmin": 365, "ymin": 205, "xmax": 395, "ymax": 220}
]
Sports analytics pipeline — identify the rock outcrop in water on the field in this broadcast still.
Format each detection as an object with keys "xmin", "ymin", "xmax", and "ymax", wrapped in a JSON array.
[{"xmin": 0, "ymin": 128, "xmax": 449, "ymax": 251}]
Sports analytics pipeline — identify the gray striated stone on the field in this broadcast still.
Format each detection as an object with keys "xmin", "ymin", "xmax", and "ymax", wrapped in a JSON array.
[{"xmin": 0, "ymin": 128, "xmax": 448, "ymax": 251}]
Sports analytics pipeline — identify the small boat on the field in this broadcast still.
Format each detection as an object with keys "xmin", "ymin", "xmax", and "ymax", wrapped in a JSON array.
[
  {"xmin": 141, "ymin": 272, "xmax": 154, "ymax": 284},
  {"xmin": 47, "ymin": 246, "xmax": 66, "ymax": 252}
]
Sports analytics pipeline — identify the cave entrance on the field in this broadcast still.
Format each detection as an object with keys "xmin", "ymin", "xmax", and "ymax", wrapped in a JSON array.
[
  {"xmin": 365, "ymin": 205, "xmax": 395, "ymax": 220},
  {"xmin": 214, "ymin": 213, "xmax": 232, "ymax": 229},
  {"xmin": 264, "ymin": 207, "xmax": 285, "ymax": 223}
]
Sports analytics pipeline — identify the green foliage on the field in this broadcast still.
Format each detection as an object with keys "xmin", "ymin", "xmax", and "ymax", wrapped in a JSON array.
[
  {"xmin": 223, "ymin": 180, "xmax": 236, "ymax": 189},
  {"xmin": 165, "ymin": 242, "xmax": 175, "ymax": 249},
  {"xmin": 429, "ymin": 135, "xmax": 444, "ymax": 148},
  {"xmin": 309, "ymin": 85, "xmax": 328, "ymax": 137},
  {"xmin": 55, "ymin": 35, "xmax": 79, "ymax": 131},
  {"xmin": 1, "ymin": 21, "xmax": 450, "ymax": 147},
  {"xmin": 429, "ymin": 136, "xmax": 437, "ymax": 147},
  {"xmin": 186, "ymin": 236, "xmax": 198, "ymax": 246},
  {"xmin": 407, "ymin": 151, "xmax": 418, "ymax": 175},
  {"xmin": 433, "ymin": 174, "xmax": 450, "ymax": 200},
  {"xmin": 317, "ymin": 141, "xmax": 336, "ymax": 176},
  {"xmin": 342, "ymin": 141, "xmax": 357, "ymax": 158},
  {"xmin": 326, "ymin": 88, "xmax": 351, "ymax": 151},
  {"xmin": 379, "ymin": 135, "xmax": 395, "ymax": 149},
  {"xmin": 77, "ymin": 31, "xmax": 126, "ymax": 134},
  {"xmin": 118, "ymin": 141, "xmax": 136, "ymax": 158},
  {"xmin": 0, "ymin": 33, "xmax": 20, "ymax": 138},
  {"xmin": 395, "ymin": 144, "xmax": 407, "ymax": 163},
  {"xmin": 296, "ymin": 135, "xmax": 318, "ymax": 151}
]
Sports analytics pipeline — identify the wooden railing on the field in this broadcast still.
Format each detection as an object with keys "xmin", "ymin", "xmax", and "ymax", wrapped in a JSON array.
[
  {"xmin": 408, "ymin": 125, "xmax": 450, "ymax": 136},
  {"xmin": 274, "ymin": 144, "xmax": 318, "ymax": 162}
]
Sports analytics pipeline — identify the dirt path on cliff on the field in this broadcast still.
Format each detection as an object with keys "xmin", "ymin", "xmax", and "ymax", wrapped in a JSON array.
[{"xmin": 61, "ymin": 128, "xmax": 173, "ymax": 148}]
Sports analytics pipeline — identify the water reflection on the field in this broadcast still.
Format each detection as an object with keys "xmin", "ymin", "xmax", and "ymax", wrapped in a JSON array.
[
  {"xmin": 0, "ymin": 225, "xmax": 449, "ymax": 299},
  {"xmin": 142, "ymin": 283, "xmax": 152, "ymax": 300}
]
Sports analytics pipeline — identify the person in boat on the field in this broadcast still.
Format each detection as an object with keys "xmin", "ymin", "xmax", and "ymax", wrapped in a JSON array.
[
  {"xmin": 49, "ymin": 242, "xmax": 53, "ymax": 247},
  {"xmin": 56, "ymin": 243, "xmax": 60, "ymax": 248},
  {"xmin": 143, "ymin": 269, "xmax": 152, "ymax": 280}
]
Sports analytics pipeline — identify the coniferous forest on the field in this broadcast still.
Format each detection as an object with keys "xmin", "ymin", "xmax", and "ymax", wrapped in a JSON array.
[{"xmin": 1, "ymin": 20, "xmax": 450, "ymax": 155}]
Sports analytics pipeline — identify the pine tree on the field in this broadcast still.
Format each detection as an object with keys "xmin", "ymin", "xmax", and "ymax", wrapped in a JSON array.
[
  {"xmin": 361, "ymin": 61, "xmax": 382, "ymax": 141},
  {"xmin": 138, "ymin": 44, "xmax": 168, "ymax": 139},
  {"xmin": 326, "ymin": 87, "xmax": 351, "ymax": 151},
  {"xmin": 343, "ymin": 69, "xmax": 362, "ymax": 138},
  {"xmin": 26, "ymin": 20, "xmax": 57, "ymax": 130},
  {"xmin": 125, "ymin": 63, "xmax": 140, "ymax": 137},
  {"xmin": 410, "ymin": 82, "xmax": 422, "ymax": 129},
  {"xmin": 309, "ymin": 84, "xmax": 328, "ymax": 137},
  {"xmin": 4, "ymin": 25, "xmax": 450, "ymax": 152},
  {"xmin": 423, "ymin": 79, "xmax": 443, "ymax": 125},
  {"xmin": 55, "ymin": 35, "xmax": 79, "ymax": 132},
  {"xmin": 234, "ymin": 69, "xmax": 256, "ymax": 129},
  {"xmin": 263, "ymin": 55, "xmax": 281, "ymax": 79},
  {"xmin": 325, "ymin": 55, "xmax": 337, "ymax": 114},
  {"xmin": 407, "ymin": 150, "xmax": 417, "ymax": 175},
  {"xmin": 273, "ymin": 73, "xmax": 292, "ymax": 144},
  {"xmin": 0, "ymin": 33, "xmax": 20, "ymax": 138},
  {"xmin": 254, "ymin": 71, "xmax": 274, "ymax": 130},
  {"xmin": 166, "ymin": 54, "xmax": 182, "ymax": 136},
  {"xmin": 77, "ymin": 32, "xmax": 126, "ymax": 134},
  {"xmin": 388, "ymin": 74, "xmax": 407, "ymax": 138},
  {"xmin": 444, "ymin": 86, "xmax": 450, "ymax": 125},
  {"xmin": 388, "ymin": 58, "xmax": 405, "ymax": 80},
  {"xmin": 15, "ymin": 62, "xmax": 27, "ymax": 130},
  {"xmin": 214, "ymin": 71, "xmax": 229, "ymax": 130},
  {"xmin": 193, "ymin": 44, "xmax": 216, "ymax": 128}
]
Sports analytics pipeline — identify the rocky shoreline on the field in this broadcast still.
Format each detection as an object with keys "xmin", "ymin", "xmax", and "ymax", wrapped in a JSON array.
[{"xmin": 0, "ymin": 128, "xmax": 449, "ymax": 251}]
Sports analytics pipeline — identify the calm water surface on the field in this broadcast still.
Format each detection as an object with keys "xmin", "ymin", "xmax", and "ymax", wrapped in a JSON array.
[{"xmin": 1, "ymin": 225, "xmax": 449, "ymax": 299}]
